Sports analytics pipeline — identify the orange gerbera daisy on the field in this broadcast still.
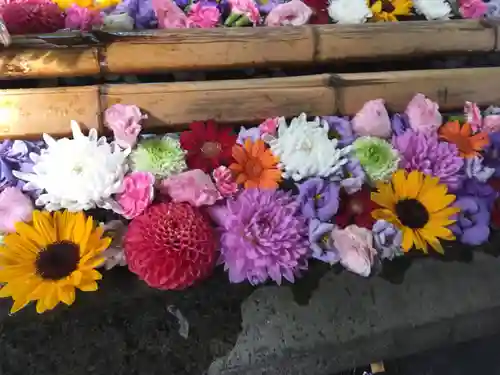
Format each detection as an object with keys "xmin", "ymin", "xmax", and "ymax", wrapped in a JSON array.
[
  {"xmin": 230, "ymin": 139, "xmax": 282, "ymax": 189},
  {"xmin": 439, "ymin": 120, "xmax": 489, "ymax": 158}
]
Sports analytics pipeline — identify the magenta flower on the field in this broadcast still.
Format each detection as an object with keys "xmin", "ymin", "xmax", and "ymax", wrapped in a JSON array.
[
  {"xmin": 225, "ymin": 0, "xmax": 260, "ymax": 25},
  {"xmin": 104, "ymin": 104, "xmax": 146, "ymax": 149},
  {"xmin": 64, "ymin": 4, "xmax": 103, "ymax": 31},
  {"xmin": 208, "ymin": 189, "xmax": 309, "ymax": 285},
  {"xmin": 187, "ymin": 1, "xmax": 221, "ymax": 27},
  {"xmin": 152, "ymin": 0, "xmax": 194, "ymax": 28},
  {"xmin": 212, "ymin": 166, "xmax": 239, "ymax": 197},
  {"xmin": 116, "ymin": 172, "xmax": 155, "ymax": 219},
  {"xmin": 459, "ymin": 0, "xmax": 487, "ymax": 18}
]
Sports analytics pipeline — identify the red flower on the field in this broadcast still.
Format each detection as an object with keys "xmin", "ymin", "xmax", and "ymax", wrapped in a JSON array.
[
  {"xmin": 180, "ymin": 120, "xmax": 236, "ymax": 173},
  {"xmin": 334, "ymin": 187, "xmax": 377, "ymax": 229},
  {"xmin": 124, "ymin": 202, "xmax": 218, "ymax": 290},
  {"xmin": 302, "ymin": 0, "xmax": 329, "ymax": 24},
  {"xmin": 1, "ymin": 0, "xmax": 64, "ymax": 34}
]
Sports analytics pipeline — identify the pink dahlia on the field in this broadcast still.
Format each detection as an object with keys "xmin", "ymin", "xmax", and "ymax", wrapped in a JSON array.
[
  {"xmin": 124, "ymin": 202, "xmax": 218, "ymax": 290},
  {"xmin": 392, "ymin": 130, "xmax": 464, "ymax": 191},
  {"xmin": 208, "ymin": 189, "xmax": 309, "ymax": 286}
]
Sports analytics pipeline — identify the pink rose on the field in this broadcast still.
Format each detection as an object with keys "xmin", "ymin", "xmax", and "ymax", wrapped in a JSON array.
[
  {"xmin": 265, "ymin": 0, "xmax": 312, "ymax": 26},
  {"xmin": 228, "ymin": 0, "xmax": 260, "ymax": 24},
  {"xmin": 459, "ymin": 0, "xmax": 487, "ymax": 18},
  {"xmin": 0, "ymin": 187, "xmax": 33, "ymax": 233},
  {"xmin": 65, "ymin": 5, "xmax": 103, "ymax": 31},
  {"xmin": 351, "ymin": 99, "xmax": 391, "ymax": 138},
  {"xmin": 331, "ymin": 225, "xmax": 376, "ymax": 277},
  {"xmin": 258, "ymin": 117, "xmax": 278, "ymax": 136},
  {"xmin": 212, "ymin": 166, "xmax": 238, "ymax": 197},
  {"xmin": 405, "ymin": 93, "xmax": 442, "ymax": 135},
  {"xmin": 152, "ymin": 0, "xmax": 194, "ymax": 28},
  {"xmin": 160, "ymin": 169, "xmax": 221, "ymax": 207},
  {"xmin": 464, "ymin": 101, "xmax": 482, "ymax": 132},
  {"xmin": 116, "ymin": 172, "xmax": 155, "ymax": 219},
  {"xmin": 187, "ymin": 2, "xmax": 220, "ymax": 28},
  {"xmin": 104, "ymin": 104, "xmax": 146, "ymax": 149}
]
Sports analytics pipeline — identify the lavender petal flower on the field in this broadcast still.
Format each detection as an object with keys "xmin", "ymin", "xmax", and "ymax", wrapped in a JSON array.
[
  {"xmin": 297, "ymin": 178, "xmax": 340, "ymax": 221},
  {"xmin": 308, "ymin": 219, "xmax": 340, "ymax": 264},
  {"xmin": 322, "ymin": 116, "xmax": 356, "ymax": 147},
  {"xmin": 237, "ymin": 126, "xmax": 261, "ymax": 145},
  {"xmin": 340, "ymin": 157, "xmax": 365, "ymax": 195},
  {"xmin": 372, "ymin": 220, "xmax": 404, "ymax": 260},
  {"xmin": 484, "ymin": 131, "xmax": 500, "ymax": 177},
  {"xmin": 450, "ymin": 196, "xmax": 491, "ymax": 246},
  {"xmin": 457, "ymin": 178, "xmax": 497, "ymax": 209},
  {"xmin": 465, "ymin": 156, "xmax": 494, "ymax": 182},
  {"xmin": 113, "ymin": 0, "xmax": 157, "ymax": 29},
  {"xmin": 391, "ymin": 113, "xmax": 410, "ymax": 136}
]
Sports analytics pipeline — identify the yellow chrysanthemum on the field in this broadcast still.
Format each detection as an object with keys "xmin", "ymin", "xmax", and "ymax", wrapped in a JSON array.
[
  {"xmin": 0, "ymin": 210, "xmax": 111, "ymax": 314},
  {"xmin": 371, "ymin": 170, "xmax": 460, "ymax": 254},
  {"xmin": 368, "ymin": 0, "xmax": 413, "ymax": 22}
]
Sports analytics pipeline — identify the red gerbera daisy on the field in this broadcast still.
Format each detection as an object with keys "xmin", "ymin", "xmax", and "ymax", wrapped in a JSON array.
[
  {"xmin": 334, "ymin": 187, "xmax": 378, "ymax": 229},
  {"xmin": 180, "ymin": 120, "xmax": 236, "ymax": 173},
  {"xmin": 302, "ymin": 0, "xmax": 329, "ymax": 24}
]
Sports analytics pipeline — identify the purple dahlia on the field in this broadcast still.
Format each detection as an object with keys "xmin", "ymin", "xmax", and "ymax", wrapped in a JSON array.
[
  {"xmin": 208, "ymin": 189, "xmax": 309, "ymax": 286},
  {"xmin": 392, "ymin": 130, "xmax": 464, "ymax": 191}
]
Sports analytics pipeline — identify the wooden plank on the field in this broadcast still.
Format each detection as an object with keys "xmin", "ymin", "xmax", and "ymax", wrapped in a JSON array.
[
  {"xmin": 334, "ymin": 67, "xmax": 500, "ymax": 115},
  {"xmin": 316, "ymin": 20, "xmax": 496, "ymax": 61},
  {"xmin": 0, "ymin": 48, "xmax": 100, "ymax": 78},
  {"xmin": 0, "ymin": 86, "xmax": 100, "ymax": 139},
  {"xmin": 104, "ymin": 27, "xmax": 315, "ymax": 73},
  {"xmin": 101, "ymin": 74, "xmax": 335, "ymax": 129}
]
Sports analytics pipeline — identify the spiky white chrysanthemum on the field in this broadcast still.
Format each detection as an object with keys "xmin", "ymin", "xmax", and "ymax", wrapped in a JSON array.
[
  {"xmin": 269, "ymin": 113, "xmax": 352, "ymax": 181},
  {"xmin": 14, "ymin": 121, "xmax": 129, "ymax": 212}
]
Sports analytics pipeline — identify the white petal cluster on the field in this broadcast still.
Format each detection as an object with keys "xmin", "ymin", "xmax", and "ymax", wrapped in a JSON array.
[
  {"xmin": 14, "ymin": 121, "xmax": 129, "ymax": 212},
  {"xmin": 328, "ymin": 0, "xmax": 372, "ymax": 24},
  {"xmin": 269, "ymin": 113, "xmax": 352, "ymax": 181},
  {"xmin": 413, "ymin": 0, "xmax": 451, "ymax": 20}
]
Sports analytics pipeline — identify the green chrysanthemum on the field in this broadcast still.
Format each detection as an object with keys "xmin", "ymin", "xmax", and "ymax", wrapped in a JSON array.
[
  {"xmin": 352, "ymin": 136, "xmax": 400, "ymax": 182},
  {"xmin": 131, "ymin": 136, "xmax": 187, "ymax": 178}
]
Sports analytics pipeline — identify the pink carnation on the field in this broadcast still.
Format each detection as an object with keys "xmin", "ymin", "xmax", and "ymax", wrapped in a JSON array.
[
  {"xmin": 228, "ymin": 0, "xmax": 260, "ymax": 24},
  {"xmin": 405, "ymin": 93, "xmax": 442, "ymax": 135},
  {"xmin": 160, "ymin": 169, "xmax": 221, "ymax": 207},
  {"xmin": 459, "ymin": 0, "xmax": 487, "ymax": 18},
  {"xmin": 0, "ymin": 187, "xmax": 33, "ymax": 233},
  {"xmin": 152, "ymin": 0, "xmax": 193, "ymax": 28},
  {"xmin": 212, "ymin": 166, "xmax": 238, "ymax": 197},
  {"xmin": 464, "ymin": 101, "xmax": 482, "ymax": 132},
  {"xmin": 258, "ymin": 117, "xmax": 278, "ymax": 136},
  {"xmin": 331, "ymin": 225, "xmax": 376, "ymax": 277},
  {"xmin": 116, "ymin": 172, "xmax": 155, "ymax": 219},
  {"xmin": 104, "ymin": 104, "xmax": 146, "ymax": 149},
  {"xmin": 265, "ymin": 0, "xmax": 312, "ymax": 26},
  {"xmin": 187, "ymin": 2, "xmax": 220, "ymax": 28},
  {"xmin": 351, "ymin": 99, "xmax": 391, "ymax": 138},
  {"xmin": 64, "ymin": 4, "xmax": 103, "ymax": 31}
]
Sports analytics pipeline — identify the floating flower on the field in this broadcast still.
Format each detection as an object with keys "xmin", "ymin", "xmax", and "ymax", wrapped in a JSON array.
[
  {"xmin": 159, "ymin": 169, "xmax": 221, "ymax": 206},
  {"xmin": 372, "ymin": 219, "xmax": 403, "ymax": 260},
  {"xmin": 14, "ymin": 121, "xmax": 128, "ymax": 212},
  {"xmin": 130, "ymin": 136, "xmax": 186, "ymax": 179},
  {"xmin": 393, "ymin": 130, "xmax": 464, "ymax": 190},
  {"xmin": 265, "ymin": 0, "xmax": 312, "ymax": 26},
  {"xmin": 459, "ymin": 178, "xmax": 497, "ymax": 209},
  {"xmin": 225, "ymin": 0, "xmax": 260, "ymax": 25},
  {"xmin": 187, "ymin": 1, "xmax": 221, "ymax": 27},
  {"xmin": 0, "ymin": 187, "xmax": 33, "ymax": 233},
  {"xmin": 112, "ymin": 0, "xmax": 157, "ymax": 29},
  {"xmin": 302, "ymin": 0, "xmax": 329, "ymax": 23},
  {"xmin": 327, "ymin": 0, "xmax": 372, "ymax": 23},
  {"xmin": 269, "ymin": 113, "xmax": 351, "ymax": 181},
  {"xmin": 368, "ymin": 0, "xmax": 412, "ymax": 22},
  {"xmin": 212, "ymin": 166, "xmax": 239, "ymax": 197},
  {"xmin": 0, "ymin": 139, "xmax": 41, "ymax": 192},
  {"xmin": 230, "ymin": 139, "xmax": 281, "ymax": 189},
  {"xmin": 450, "ymin": 196, "xmax": 490, "ymax": 246},
  {"xmin": 351, "ymin": 99, "xmax": 392, "ymax": 138},
  {"xmin": 297, "ymin": 178, "xmax": 340, "ymax": 221},
  {"xmin": 115, "ymin": 172, "xmax": 155, "ymax": 219},
  {"xmin": 340, "ymin": 158, "xmax": 365, "ymax": 195},
  {"xmin": 102, "ymin": 12, "xmax": 135, "ymax": 31},
  {"xmin": 104, "ymin": 104, "xmax": 146, "ymax": 149},
  {"xmin": 371, "ymin": 170, "xmax": 459, "ymax": 254},
  {"xmin": 412, "ymin": 0, "xmax": 451, "ymax": 19},
  {"xmin": 209, "ymin": 189, "xmax": 309, "ymax": 285},
  {"xmin": 323, "ymin": 116, "xmax": 356, "ymax": 147},
  {"xmin": 335, "ymin": 187, "xmax": 377, "ymax": 229},
  {"xmin": 464, "ymin": 156, "xmax": 494, "ymax": 183},
  {"xmin": 180, "ymin": 120, "xmax": 236, "ymax": 173},
  {"xmin": 391, "ymin": 113, "xmax": 410, "ymax": 136},
  {"xmin": 64, "ymin": 4, "xmax": 102, "ymax": 31},
  {"xmin": 487, "ymin": 0, "xmax": 500, "ymax": 18},
  {"xmin": 100, "ymin": 220, "xmax": 127, "ymax": 270},
  {"xmin": 330, "ymin": 225, "xmax": 376, "ymax": 277},
  {"xmin": 259, "ymin": 117, "xmax": 279, "ymax": 137},
  {"xmin": 464, "ymin": 101, "xmax": 482, "ymax": 133},
  {"xmin": 405, "ymin": 93, "xmax": 442, "ymax": 135},
  {"xmin": 152, "ymin": 0, "xmax": 193, "ymax": 28},
  {"xmin": 352, "ymin": 136, "xmax": 400, "ymax": 182},
  {"xmin": 308, "ymin": 219, "xmax": 340, "ymax": 264},
  {"xmin": 1, "ymin": 0, "xmax": 64, "ymax": 34},
  {"xmin": 484, "ymin": 131, "xmax": 500, "ymax": 177},
  {"xmin": 237, "ymin": 126, "xmax": 261, "ymax": 145},
  {"xmin": 439, "ymin": 121, "xmax": 489, "ymax": 158},
  {"xmin": 255, "ymin": 0, "xmax": 283, "ymax": 13},
  {"xmin": 458, "ymin": 0, "xmax": 487, "ymax": 18},
  {"xmin": 0, "ymin": 210, "xmax": 110, "ymax": 314}
]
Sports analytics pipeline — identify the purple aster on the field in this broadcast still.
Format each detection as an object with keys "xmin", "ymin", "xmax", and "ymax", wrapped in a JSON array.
[
  {"xmin": 450, "ymin": 196, "xmax": 490, "ymax": 246},
  {"xmin": 391, "ymin": 113, "xmax": 410, "ymax": 136},
  {"xmin": 372, "ymin": 220, "xmax": 403, "ymax": 260},
  {"xmin": 297, "ymin": 178, "xmax": 339, "ymax": 221},
  {"xmin": 0, "ymin": 140, "xmax": 42, "ymax": 193},
  {"xmin": 237, "ymin": 126, "xmax": 261, "ymax": 145},
  {"xmin": 392, "ymin": 130, "xmax": 464, "ymax": 191},
  {"xmin": 457, "ymin": 178, "xmax": 497, "ymax": 209},
  {"xmin": 340, "ymin": 157, "xmax": 365, "ymax": 195},
  {"xmin": 308, "ymin": 219, "xmax": 340, "ymax": 264},
  {"xmin": 483, "ymin": 131, "xmax": 500, "ymax": 177},
  {"xmin": 464, "ymin": 156, "xmax": 494, "ymax": 182},
  {"xmin": 322, "ymin": 116, "xmax": 355, "ymax": 147},
  {"xmin": 208, "ymin": 189, "xmax": 309, "ymax": 286},
  {"xmin": 113, "ymin": 0, "xmax": 157, "ymax": 28}
]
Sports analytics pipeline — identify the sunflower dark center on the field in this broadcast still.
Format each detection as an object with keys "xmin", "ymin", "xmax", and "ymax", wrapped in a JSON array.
[
  {"xmin": 35, "ymin": 241, "xmax": 80, "ymax": 280},
  {"xmin": 381, "ymin": 0, "xmax": 395, "ymax": 12},
  {"xmin": 395, "ymin": 199, "xmax": 429, "ymax": 229}
]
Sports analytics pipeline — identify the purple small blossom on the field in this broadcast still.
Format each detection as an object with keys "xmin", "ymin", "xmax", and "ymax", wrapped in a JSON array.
[
  {"xmin": 255, "ymin": 0, "xmax": 282, "ymax": 13},
  {"xmin": 392, "ymin": 130, "xmax": 464, "ymax": 191},
  {"xmin": 340, "ymin": 157, "xmax": 365, "ymax": 195},
  {"xmin": 487, "ymin": 0, "xmax": 500, "ymax": 18},
  {"xmin": 391, "ymin": 113, "xmax": 410, "ymax": 136},
  {"xmin": 372, "ymin": 220, "xmax": 403, "ymax": 260},
  {"xmin": 308, "ymin": 219, "xmax": 340, "ymax": 264},
  {"xmin": 483, "ymin": 131, "xmax": 500, "ymax": 177},
  {"xmin": 297, "ymin": 178, "xmax": 340, "ymax": 221},
  {"xmin": 112, "ymin": 0, "xmax": 157, "ymax": 28},
  {"xmin": 450, "ymin": 196, "xmax": 490, "ymax": 246},
  {"xmin": 464, "ymin": 156, "xmax": 494, "ymax": 182},
  {"xmin": 322, "ymin": 116, "xmax": 355, "ymax": 147},
  {"xmin": 237, "ymin": 126, "xmax": 261, "ymax": 145},
  {"xmin": 485, "ymin": 105, "xmax": 500, "ymax": 116},
  {"xmin": 457, "ymin": 179, "xmax": 497, "ymax": 209},
  {"xmin": 0, "ymin": 140, "xmax": 42, "ymax": 193}
]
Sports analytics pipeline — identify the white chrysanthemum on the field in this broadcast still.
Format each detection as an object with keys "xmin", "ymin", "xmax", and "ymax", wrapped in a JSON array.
[
  {"xmin": 14, "ymin": 121, "xmax": 129, "ymax": 212},
  {"xmin": 328, "ymin": 0, "xmax": 372, "ymax": 24},
  {"xmin": 269, "ymin": 113, "xmax": 352, "ymax": 181},
  {"xmin": 413, "ymin": 0, "xmax": 451, "ymax": 19}
]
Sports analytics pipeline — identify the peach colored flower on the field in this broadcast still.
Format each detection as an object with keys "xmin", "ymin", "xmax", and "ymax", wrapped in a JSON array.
[
  {"xmin": 187, "ymin": 2, "xmax": 221, "ymax": 27},
  {"xmin": 265, "ymin": 0, "xmax": 312, "ymax": 26},
  {"xmin": 152, "ymin": 0, "xmax": 193, "ymax": 28},
  {"xmin": 104, "ymin": 104, "xmax": 146, "ymax": 149},
  {"xmin": 351, "ymin": 99, "xmax": 391, "ymax": 138},
  {"xmin": 116, "ymin": 172, "xmax": 155, "ymax": 219},
  {"xmin": 405, "ymin": 93, "xmax": 442, "ymax": 135},
  {"xmin": 212, "ymin": 166, "xmax": 239, "ymax": 197},
  {"xmin": 228, "ymin": 0, "xmax": 260, "ymax": 24}
]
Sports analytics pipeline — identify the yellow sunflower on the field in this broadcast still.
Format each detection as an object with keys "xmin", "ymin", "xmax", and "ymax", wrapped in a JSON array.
[
  {"xmin": 368, "ymin": 0, "xmax": 413, "ymax": 22},
  {"xmin": 371, "ymin": 170, "xmax": 459, "ymax": 254},
  {"xmin": 0, "ymin": 210, "xmax": 111, "ymax": 314}
]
